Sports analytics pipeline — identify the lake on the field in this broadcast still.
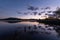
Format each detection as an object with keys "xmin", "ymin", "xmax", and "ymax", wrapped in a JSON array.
[{"xmin": 0, "ymin": 21, "xmax": 60, "ymax": 40}]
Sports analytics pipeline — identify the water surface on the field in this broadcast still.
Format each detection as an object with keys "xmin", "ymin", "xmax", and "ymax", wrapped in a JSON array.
[{"xmin": 0, "ymin": 21, "xmax": 60, "ymax": 40}]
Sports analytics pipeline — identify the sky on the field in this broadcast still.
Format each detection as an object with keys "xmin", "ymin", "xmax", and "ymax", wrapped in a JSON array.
[{"xmin": 0, "ymin": 0, "xmax": 60, "ymax": 19}]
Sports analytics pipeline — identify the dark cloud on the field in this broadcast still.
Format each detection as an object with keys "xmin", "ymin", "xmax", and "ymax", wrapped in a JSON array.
[
  {"xmin": 17, "ymin": 11, "xmax": 22, "ymax": 14},
  {"xmin": 17, "ymin": 11, "xmax": 29, "ymax": 15},
  {"xmin": 53, "ymin": 8, "xmax": 60, "ymax": 15},
  {"xmin": 45, "ymin": 7, "xmax": 50, "ymax": 9},
  {"xmin": 41, "ymin": 7, "xmax": 50, "ymax": 10},
  {"xmin": 47, "ymin": 11, "xmax": 52, "ymax": 13},
  {"xmin": 38, "ymin": 13, "xmax": 41, "ymax": 15},
  {"xmin": 33, "ymin": 12, "xmax": 37, "ymax": 15},
  {"xmin": 52, "ymin": 10, "xmax": 55, "ymax": 13},
  {"xmin": 24, "ymin": 13, "xmax": 28, "ymax": 15},
  {"xmin": 48, "ymin": 14, "xmax": 54, "ymax": 17},
  {"xmin": 53, "ymin": 8, "xmax": 60, "ymax": 18},
  {"xmin": 45, "ymin": 14, "xmax": 48, "ymax": 15},
  {"xmin": 27, "ymin": 6, "xmax": 39, "ymax": 11},
  {"xmin": 40, "ymin": 11, "xmax": 45, "ymax": 13}
]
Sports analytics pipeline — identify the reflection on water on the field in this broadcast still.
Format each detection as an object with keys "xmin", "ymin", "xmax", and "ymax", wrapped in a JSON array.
[
  {"xmin": 19, "ymin": 21, "xmax": 39, "ymax": 25},
  {"xmin": 2, "ymin": 20, "xmax": 21, "ymax": 23},
  {"xmin": 0, "ymin": 21, "xmax": 60, "ymax": 40}
]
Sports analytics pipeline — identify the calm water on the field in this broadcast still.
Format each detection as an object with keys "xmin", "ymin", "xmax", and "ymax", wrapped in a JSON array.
[{"xmin": 0, "ymin": 21, "xmax": 60, "ymax": 40}]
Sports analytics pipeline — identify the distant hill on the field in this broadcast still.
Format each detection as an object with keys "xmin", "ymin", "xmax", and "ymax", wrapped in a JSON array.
[{"xmin": 0, "ymin": 17, "xmax": 21, "ymax": 20}]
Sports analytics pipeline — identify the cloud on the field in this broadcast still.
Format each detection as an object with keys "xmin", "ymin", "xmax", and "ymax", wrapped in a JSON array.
[
  {"xmin": 45, "ymin": 7, "xmax": 50, "ymax": 9},
  {"xmin": 45, "ymin": 14, "xmax": 48, "ymax": 15},
  {"xmin": 41, "ymin": 7, "xmax": 50, "ymax": 10},
  {"xmin": 16, "ymin": 11, "xmax": 22, "ymax": 14},
  {"xmin": 38, "ymin": 13, "xmax": 41, "ymax": 15},
  {"xmin": 17, "ymin": 11, "xmax": 30, "ymax": 15},
  {"xmin": 27, "ymin": 5, "xmax": 39, "ymax": 11},
  {"xmin": 24, "ymin": 13, "xmax": 28, "ymax": 15},
  {"xmin": 33, "ymin": 12, "xmax": 37, "ymax": 15},
  {"xmin": 53, "ymin": 7, "xmax": 60, "ymax": 15},
  {"xmin": 47, "ymin": 11, "xmax": 52, "ymax": 13},
  {"xmin": 40, "ymin": 11, "xmax": 45, "ymax": 13}
]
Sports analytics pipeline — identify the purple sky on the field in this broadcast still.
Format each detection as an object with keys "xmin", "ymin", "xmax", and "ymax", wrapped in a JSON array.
[{"xmin": 0, "ymin": 0, "xmax": 60, "ymax": 19}]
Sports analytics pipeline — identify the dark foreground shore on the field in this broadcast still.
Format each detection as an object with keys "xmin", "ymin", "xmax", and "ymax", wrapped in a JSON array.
[{"xmin": 37, "ymin": 19, "xmax": 60, "ymax": 25}]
